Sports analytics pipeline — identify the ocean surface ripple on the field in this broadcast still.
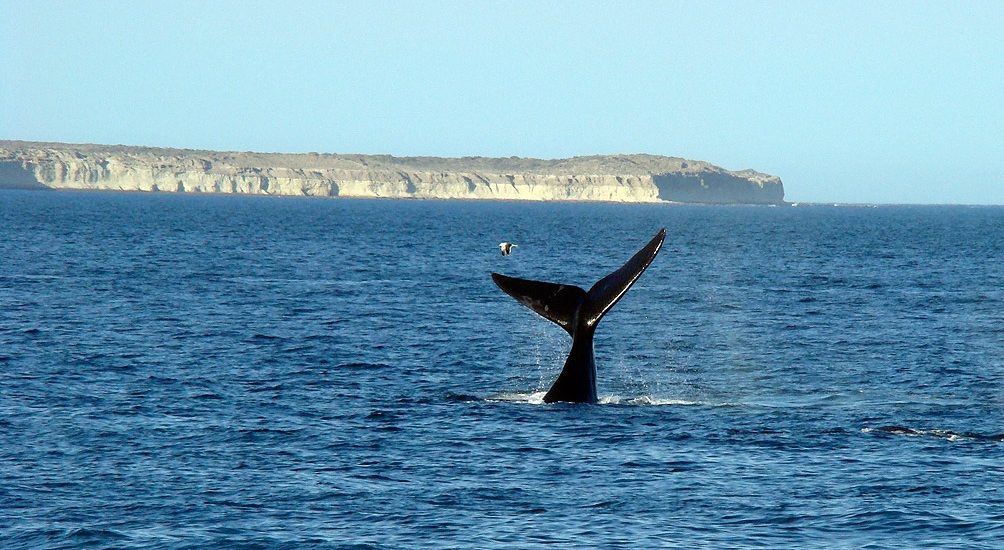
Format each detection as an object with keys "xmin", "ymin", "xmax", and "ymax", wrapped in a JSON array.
[{"xmin": 2, "ymin": 191, "xmax": 1004, "ymax": 548}]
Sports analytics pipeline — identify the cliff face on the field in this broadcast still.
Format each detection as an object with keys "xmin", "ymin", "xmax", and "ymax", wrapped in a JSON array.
[{"xmin": 0, "ymin": 141, "xmax": 784, "ymax": 204}]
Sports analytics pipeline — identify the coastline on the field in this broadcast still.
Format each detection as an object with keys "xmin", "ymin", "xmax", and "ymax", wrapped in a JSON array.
[{"xmin": 0, "ymin": 140, "xmax": 785, "ymax": 205}]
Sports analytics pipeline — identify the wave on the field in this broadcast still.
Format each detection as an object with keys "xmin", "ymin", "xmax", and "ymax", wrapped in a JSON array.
[
  {"xmin": 600, "ymin": 395, "xmax": 705, "ymax": 406},
  {"xmin": 244, "ymin": 333, "xmax": 290, "ymax": 344},
  {"xmin": 487, "ymin": 391, "xmax": 548, "ymax": 404},
  {"xmin": 486, "ymin": 392, "xmax": 706, "ymax": 406},
  {"xmin": 864, "ymin": 425, "xmax": 1004, "ymax": 442},
  {"xmin": 336, "ymin": 362, "xmax": 390, "ymax": 370}
]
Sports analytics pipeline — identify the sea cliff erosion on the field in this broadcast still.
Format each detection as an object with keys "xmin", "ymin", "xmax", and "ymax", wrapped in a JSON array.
[{"xmin": 0, "ymin": 141, "xmax": 784, "ymax": 204}]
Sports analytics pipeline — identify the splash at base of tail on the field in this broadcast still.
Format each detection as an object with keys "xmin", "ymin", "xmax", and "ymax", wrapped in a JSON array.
[{"xmin": 491, "ymin": 228, "xmax": 666, "ymax": 404}]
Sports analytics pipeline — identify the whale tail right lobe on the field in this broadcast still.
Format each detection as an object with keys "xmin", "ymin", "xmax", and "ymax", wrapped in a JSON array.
[
  {"xmin": 580, "ymin": 228, "xmax": 666, "ymax": 328},
  {"xmin": 490, "ymin": 228, "xmax": 667, "ymax": 333}
]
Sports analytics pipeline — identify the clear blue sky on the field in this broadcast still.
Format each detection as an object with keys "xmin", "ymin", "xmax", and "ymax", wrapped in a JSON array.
[{"xmin": 2, "ymin": 1, "xmax": 1001, "ymax": 204}]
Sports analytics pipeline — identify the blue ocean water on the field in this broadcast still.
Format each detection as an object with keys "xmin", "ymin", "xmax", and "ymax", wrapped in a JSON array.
[{"xmin": 2, "ymin": 189, "xmax": 1004, "ymax": 548}]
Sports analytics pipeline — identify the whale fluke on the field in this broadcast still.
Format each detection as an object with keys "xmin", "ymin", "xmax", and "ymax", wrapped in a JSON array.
[{"xmin": 492, "ymin": 228, "xmax": 666, "ymax": 403}]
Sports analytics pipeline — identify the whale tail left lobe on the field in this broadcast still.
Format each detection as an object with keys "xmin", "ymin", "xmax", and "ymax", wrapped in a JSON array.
[{"xmin": 489, "ymin": 274, "xmax": 586, "ymax": 336}]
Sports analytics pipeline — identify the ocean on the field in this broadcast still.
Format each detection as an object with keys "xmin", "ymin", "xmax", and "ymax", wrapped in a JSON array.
[{"xmin": 2, "ymin": 190, "xmax": 1003, "ymax": 548}]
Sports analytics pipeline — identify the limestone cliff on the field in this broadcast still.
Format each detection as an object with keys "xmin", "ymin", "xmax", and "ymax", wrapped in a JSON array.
[{"xmin": 0, "ymin": 141, "xmax": 784, "ymax": 204}]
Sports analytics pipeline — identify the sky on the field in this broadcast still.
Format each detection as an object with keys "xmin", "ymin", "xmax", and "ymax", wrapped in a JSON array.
[{"xmin": 1, "ymin": 1, "xmax": 1002, "ymax": 204}]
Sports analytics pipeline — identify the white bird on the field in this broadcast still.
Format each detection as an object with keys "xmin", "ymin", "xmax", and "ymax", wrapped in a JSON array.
[{"xmin": 498, "ymin": 242, "xmax": 518, "ymax": 256}]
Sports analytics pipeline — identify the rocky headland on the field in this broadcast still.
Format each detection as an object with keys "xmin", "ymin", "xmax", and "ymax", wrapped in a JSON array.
[{"xmin": 0, "ymin": 140, "xmax": 784, "ymax": 204}]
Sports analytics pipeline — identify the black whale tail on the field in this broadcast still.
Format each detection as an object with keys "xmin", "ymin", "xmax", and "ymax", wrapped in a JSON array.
[
  {"xmin": 491, "ymin": 228, "xmax": 667, "ymax": 333},
  {"xmin": 491, "ymin": 228, "xmax": 666, "ymax": 404}
]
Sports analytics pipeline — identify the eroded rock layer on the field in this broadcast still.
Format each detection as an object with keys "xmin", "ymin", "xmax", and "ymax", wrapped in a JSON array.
[{"xmin": 0, "ymin": 141, "xmax": 784, "ymax": 204}]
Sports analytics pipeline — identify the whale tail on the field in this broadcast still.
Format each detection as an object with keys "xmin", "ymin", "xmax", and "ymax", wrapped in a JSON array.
[
  {"xmin": 491, "ymin": 228, "xmax": 666, "ymax": 334},
  {"xmin": 491, "ymin": 228, "xmax": 666, "ymax": 403}
]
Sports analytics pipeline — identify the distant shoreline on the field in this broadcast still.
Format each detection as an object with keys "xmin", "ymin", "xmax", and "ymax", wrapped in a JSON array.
[
  {"xmin": 1, "ymin": 139, "xmax": 785, "ymax": 205},
  {"xmin": 3, "ymin": 185, "xmax": 1001, "ymax": 208}
]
